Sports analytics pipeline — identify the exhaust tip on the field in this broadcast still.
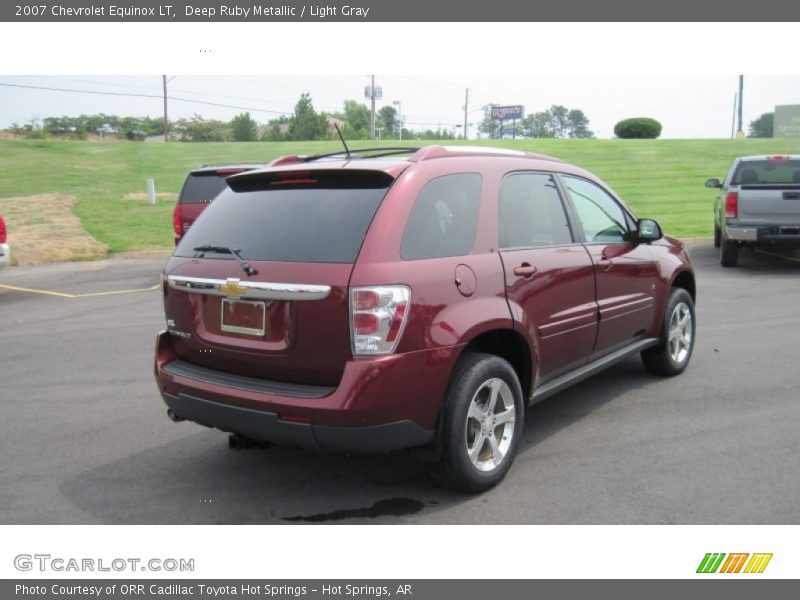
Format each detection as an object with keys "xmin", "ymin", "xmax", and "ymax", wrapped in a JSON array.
[{"xmin": 167, "ymin": 409, "xmax": 184, "ymax": 423}]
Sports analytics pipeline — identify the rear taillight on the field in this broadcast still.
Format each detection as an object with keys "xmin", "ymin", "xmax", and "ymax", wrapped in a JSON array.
[
  {"xmin": 0, "ymin": 215, "xmax": 6, "ymax": 245},
  {"xmin": 172, "ymin": 204, "xmax": 183, "ymax": 240},
  {"xmin": 350, "ymin": 286, "xmax": 411, "ymax": 355},
  {"xmin": 725, "ymin": 191, "xmax": 738, "ymax": 219}
]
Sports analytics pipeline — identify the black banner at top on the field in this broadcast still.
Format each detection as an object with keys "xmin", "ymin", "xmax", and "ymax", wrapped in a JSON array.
[{"xmin": 3, "ymin": 0, "xmax": 800, "ymax": 22}]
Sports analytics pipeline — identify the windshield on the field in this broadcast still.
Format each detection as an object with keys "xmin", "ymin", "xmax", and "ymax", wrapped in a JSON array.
[
  {"xmin": 732, "ymin": 160, "xmax": 800, "ymax": 185},
  {"xmin": 174, "ymin": 185, "xmax": 389, "ymax": 263}
]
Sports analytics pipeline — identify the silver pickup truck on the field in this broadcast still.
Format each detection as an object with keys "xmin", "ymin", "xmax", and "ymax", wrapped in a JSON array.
[{"xmin": 706, "ymin": 155, "xmax": 800, "ymax": 267}]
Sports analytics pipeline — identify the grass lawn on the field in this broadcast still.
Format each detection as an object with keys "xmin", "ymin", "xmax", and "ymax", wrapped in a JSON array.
[{"xmin": 1, "ymin": 137, "xmax": 799, "ymax": 255}]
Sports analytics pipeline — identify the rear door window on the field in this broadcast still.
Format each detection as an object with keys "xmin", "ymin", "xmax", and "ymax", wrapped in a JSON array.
[
  {"xmin": 400, "ymin": 173, "xmax": 482, "ymax": 260},
  {"xmin": 499, "ymin": 173, "xmax": 573, "ymax": 248},
  {"xmin": 174, "ymin": 182, "xmax": 390, "ymax": 263}
]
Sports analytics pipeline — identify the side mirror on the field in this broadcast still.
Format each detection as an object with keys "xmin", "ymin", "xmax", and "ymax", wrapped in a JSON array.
[
  {"xmin": 705, "ymin": 178, "xmax": 722, "ymax": 189},
  {"xmin": 638, "ymin": 218, "xmax": 662, "ymax": 243}
]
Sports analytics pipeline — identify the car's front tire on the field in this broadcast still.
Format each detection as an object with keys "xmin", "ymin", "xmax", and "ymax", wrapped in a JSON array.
[
  {"xmin": 641, "ymin": 287, "xmax": 695, "ymax": 376},
  {"xmin": 432, "ymin": 353, "xmax": 524, "ymax": 493}
]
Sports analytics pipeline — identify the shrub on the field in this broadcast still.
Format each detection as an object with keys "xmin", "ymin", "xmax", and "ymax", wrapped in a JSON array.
[{"xmin": 614, "ymin": 118, "xmax": 662, "ymax": 139}]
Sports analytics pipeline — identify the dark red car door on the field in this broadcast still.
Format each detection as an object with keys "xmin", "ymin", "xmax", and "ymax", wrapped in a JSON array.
[
  {"xmin": 560, "ymin": 175, "xmax": 659, "ymax": 356},
  {"xmin": 498, "ymin": 172, "xmax": 598, "ymax": 383}
]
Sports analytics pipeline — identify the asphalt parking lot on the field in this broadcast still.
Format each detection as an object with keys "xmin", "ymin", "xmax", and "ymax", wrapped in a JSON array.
[{"xmin": 1, "ymin": 244, "xmax": 799, "ymax": 524}]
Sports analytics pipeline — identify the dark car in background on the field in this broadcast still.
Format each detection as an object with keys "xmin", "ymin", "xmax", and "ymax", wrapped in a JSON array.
[{"xmin": 155, "ymin": 145, "xmax": 696, "ymax": 492}]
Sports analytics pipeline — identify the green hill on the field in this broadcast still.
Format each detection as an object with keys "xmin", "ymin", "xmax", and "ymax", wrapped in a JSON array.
[{"xmin": 1, "ymin": 138, "xmax": 799, "ymax": 253}]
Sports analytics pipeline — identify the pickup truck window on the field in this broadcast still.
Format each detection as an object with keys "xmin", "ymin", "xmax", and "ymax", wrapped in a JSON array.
[{"xmin": 732, "ymin": 160, "xmax": 800, "ymax": 185}]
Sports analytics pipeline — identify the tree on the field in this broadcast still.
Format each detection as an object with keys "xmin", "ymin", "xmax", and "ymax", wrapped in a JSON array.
[
  {"xmin": 522, "ymin": 112, "xmax": 554, "ymax": 138},
  {"xmin": 230, "ymin": 112, "xmax": 259, "ymax": 141},
  {"xmin": 614, "ymin": 117, "xmax": 662, "ymax": 139},
  {"xmin": 566, "ymin": 109, "xmax": 593, "ymax": 138},
  {"xmin": 478, "ymin": 104, "xmax": 501, "ymax": 139},
  {"xmin": 342, "ymin": 100, "xmax": 372, "ymax": 139},
  {"xmin": 261, "ymin": 116, "xmax": 290, "ymax": 141},
  {"xmin": 288, "ymin": 93, "xmax": 328, "ymax": 141},
  {"xmin": 173, "ymin": 114, "xmax": 231, "ymax": 142},
  {"xmin": 547, "ymin": 105, "xmax": 570, "ymax": 138},
  {"xmin": 749, "ymin": 112, "xmax": 774, "ymax": 138},
  {"xmin": 378, "ymin": 105, "xmax": 399, "ymax": 137}
]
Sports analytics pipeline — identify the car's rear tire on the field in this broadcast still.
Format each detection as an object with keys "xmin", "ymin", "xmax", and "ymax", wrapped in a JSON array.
[
  {"xmin": 641, "ymin": 287, "xmax": 695, "ymax": 376},
  {"xmin": 713, "ymin": 223, "xmax": 721, "ymax": 248},
  {"xmin": 431, "ymin": 353, "xmax": 524, "ymax": 493},
  {"xmin": 720, "ymin": 238, "xmax": 739, "ymax": 267}
]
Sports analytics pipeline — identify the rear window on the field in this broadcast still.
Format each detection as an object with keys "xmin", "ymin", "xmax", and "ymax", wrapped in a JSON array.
[
  {"xmin": 732, "ymin": 160, "xmax": 800, "ymax": 185},
  {"xmin": 174, "ymin": 184, "xmax": 389, "ymax": 263},
  {"xmin": 178, "ymin": 173, "xmax": 230, "ymax": 204},
  {"xmin": 400, "ymin": 173, "xmax": 482, "ymax": 260}
]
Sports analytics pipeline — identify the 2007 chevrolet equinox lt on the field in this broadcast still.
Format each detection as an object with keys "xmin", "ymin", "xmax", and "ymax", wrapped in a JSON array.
[{"xmin": 155, "ymin": 145, "xmax": 696, "ymax": 492}]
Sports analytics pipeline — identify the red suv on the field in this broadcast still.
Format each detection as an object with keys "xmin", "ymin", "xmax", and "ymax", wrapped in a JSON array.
[
  {"xmin": 155, "ymin": 146, "xmax": 696, "ymax": 492},
  {"xmin": 173, "ymin": 163, "xmax": 269, "ymax": 244}
]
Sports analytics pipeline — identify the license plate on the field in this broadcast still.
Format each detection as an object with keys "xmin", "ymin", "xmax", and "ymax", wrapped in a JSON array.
[{"xmin": 221, "ymin": 299, "xmax": 266, "ymax": 336}]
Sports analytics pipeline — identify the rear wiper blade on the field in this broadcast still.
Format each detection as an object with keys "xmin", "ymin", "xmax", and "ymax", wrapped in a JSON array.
[{"xmin": 192, "ymin": 245, "xmax": 258, "ymax": 276}]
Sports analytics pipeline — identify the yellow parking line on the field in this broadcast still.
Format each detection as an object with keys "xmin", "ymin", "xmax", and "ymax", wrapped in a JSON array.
[{"xmin": 0, "ymin": 283, "xmax": 160, "ymax": 298}]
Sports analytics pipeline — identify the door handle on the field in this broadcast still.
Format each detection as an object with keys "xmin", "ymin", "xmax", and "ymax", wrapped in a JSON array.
[
  {"xmin": 513, "ymin": 263, "xmax": 538, "ymax": 278},
  {"xmin": 596, "ymin": 258, "xmax": 613, "ymax": 271}
]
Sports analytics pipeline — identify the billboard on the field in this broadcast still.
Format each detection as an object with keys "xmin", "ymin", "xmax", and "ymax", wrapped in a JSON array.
[
  {"xmin": 491, "ymin": 105, "xmax": 525, "ymax": 120},
  {"xmin": 774, "ymin": 105, "xmax": 800, "ymax": 137}
]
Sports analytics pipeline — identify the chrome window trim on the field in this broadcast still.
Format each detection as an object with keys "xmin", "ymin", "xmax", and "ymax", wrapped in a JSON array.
[{"xmin": 167, "ymin": 275, "xmax": 331, "ymax": 301}]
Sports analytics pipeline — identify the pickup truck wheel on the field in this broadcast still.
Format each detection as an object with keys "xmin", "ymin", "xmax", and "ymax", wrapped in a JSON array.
[
  {"xmin": 713, "ymin": 224, "xmax": 721, "ymax": 248},
  {"xmin": 641, "ymin": 288, "xmax": 695, "ymax": 376},
  {"xmin": 431, "ymin": 353, "xmax": 524, "ymax": 493},
  {"xmin": 720, "ymin": 238, "xmax": 738, "ymax": 267}
]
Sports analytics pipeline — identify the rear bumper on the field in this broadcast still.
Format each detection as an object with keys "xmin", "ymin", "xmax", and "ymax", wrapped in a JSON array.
[
  {"xmin": 0, "ymin": 243, "xmax": 9, "ymax": 267},
  {"xmin": 154, "ymin": 330, "xmax": 461, "ymax": 453},
  {"xmin": 725, "ymin": 224, "xmax": 800, "ymax": 244},
  {"xmin": 161, "ymin": 391, "xmax": 434, "ymax": 453}
]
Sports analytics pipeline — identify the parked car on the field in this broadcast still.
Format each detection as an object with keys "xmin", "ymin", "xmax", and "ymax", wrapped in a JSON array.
[
  {"xmin": 173, "ymin": 163, "xmax": 271, "ymax": 244},
  {"xmin": 0, "ymin": 213, "xmax": 9, "ymax": 267},
  {"xmin": 707, "ymin": 155, "xmax": 800, "ymax": 267},
  {"xmin": 155, "ymin": 145, "xmax": 697, "ymax": 492}
]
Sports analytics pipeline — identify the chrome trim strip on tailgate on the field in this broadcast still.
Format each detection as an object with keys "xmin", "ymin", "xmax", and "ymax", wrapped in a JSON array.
[{"xmin": 167, "ymin": 275, "xmax": 331, "ymax": 301}]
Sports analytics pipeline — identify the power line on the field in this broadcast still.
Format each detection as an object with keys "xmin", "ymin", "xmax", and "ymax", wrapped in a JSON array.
[
  {"xmin": 0, "ymin": 82, "xmax": 292, "ymax": 116},
  {"xmin": 23, "ymin": 75, "xmax": 300, "ymax": 109}
]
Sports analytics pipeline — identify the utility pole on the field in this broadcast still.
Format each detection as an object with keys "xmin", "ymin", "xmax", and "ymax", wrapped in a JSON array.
[
  {"xmin": 736, "ymin": 75, "xmax": 744, "ymax": 139},
  {"xmin": 731, "ymin": 91, "xmax": 738, "ymax": 139},
  {"xmin": 370, "ymin": 75, "xmax": 376, "ymax": 140},
  {"xmin": 162, "ymin": 75, "xmax": 169, "ymax": 142},
  {"xmin": 463, "ymin": 88, "xmax": 469, "ymax": 140}
]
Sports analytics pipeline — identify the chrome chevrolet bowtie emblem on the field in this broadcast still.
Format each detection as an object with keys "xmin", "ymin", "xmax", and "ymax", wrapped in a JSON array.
[{"xmin": 218, "ymin": 278, "xmax": 247, "ymax": 299}]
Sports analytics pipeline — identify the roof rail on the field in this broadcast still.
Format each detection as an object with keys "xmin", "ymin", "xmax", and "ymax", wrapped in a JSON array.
[
  {"xmin": 198, "ymin": 161, "xmax": 269, "ymax": 168},
  {"xmin": 302, "ymin": 147, "xmax": 421, "ymax": 162},
  {"xmin": 410, "ymin": 145, "xmax": 563, "ymax": 163}
]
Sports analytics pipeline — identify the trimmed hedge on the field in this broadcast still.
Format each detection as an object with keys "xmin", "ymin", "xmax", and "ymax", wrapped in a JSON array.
[{"xmin": 614, "ymin": 118, "xmax": 662, "ymax": 139}]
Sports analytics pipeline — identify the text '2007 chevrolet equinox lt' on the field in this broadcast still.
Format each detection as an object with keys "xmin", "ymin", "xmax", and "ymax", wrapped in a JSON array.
[{"xmin": 155, "ymin": 145, "xmax": 696, "ymax": 492}]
